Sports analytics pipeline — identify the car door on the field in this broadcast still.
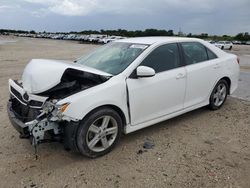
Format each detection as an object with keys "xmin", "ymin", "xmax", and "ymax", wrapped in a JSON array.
[
  {"xmin": 181, "ymin": 42, "xmax": 221, "ymax": 108},
  {"xmin": 126, "ymin": 43, "xmax": 186, "ymax": 126}
]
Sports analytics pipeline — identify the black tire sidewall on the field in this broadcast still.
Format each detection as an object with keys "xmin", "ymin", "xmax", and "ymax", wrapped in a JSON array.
[
  {"xmin": 76, "ymin": 108, "xmax": 122, "ymax": 158},
  {"xmin": 209, "ymin": 79, "xmax": 228, "ymax": 110}
]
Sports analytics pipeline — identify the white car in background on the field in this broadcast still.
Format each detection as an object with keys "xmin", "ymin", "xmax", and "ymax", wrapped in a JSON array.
[
  {"xmin": 215, "ymin": 41, "xmax": 233, "ymax": 50},
  {"xmin": 7, "ymin": 37, "xmax": 239, "ymax": 158},
  {"xmin": 88, "ymin": 34, "xmax": 107, "ymax": 43},
  {"xmin": 100, "ymin": 36, "xmax": 127, "ymax": 44}
]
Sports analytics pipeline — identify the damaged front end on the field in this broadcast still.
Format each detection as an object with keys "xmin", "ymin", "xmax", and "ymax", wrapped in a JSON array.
[
  {"xmin": 8, "ymin": 79, "xmax": 69, "ymax": 146},
  {"xmin": 7, "ymin": 60, "xmax": 110, "ymax": 152}
]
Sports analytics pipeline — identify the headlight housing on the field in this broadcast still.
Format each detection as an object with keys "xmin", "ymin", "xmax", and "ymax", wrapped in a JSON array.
[
  {"xmin": 43, "ymin": 101, "xmax": 70, "ymax": 120},
  {"xmin": 50, "ymin": 102, "xmax": 71, "ymax": 120},
  {"xmin": 56, "ymin": 103, "xmax": 70, "ymax": 113}
]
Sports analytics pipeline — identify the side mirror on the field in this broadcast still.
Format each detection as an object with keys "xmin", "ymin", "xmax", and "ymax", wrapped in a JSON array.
[{"xmin": 136, "ymin": 66, "xmax": 155, "ymax": 78}]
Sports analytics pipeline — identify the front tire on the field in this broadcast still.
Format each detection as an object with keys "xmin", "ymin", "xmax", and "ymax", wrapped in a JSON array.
[
  {"xmin": 208, "ymin": 79, "xmax": 229, "ymax": 110},
  {"xmin": 76, "ymin": 108, "xmax": 122, "ymax": 158}
]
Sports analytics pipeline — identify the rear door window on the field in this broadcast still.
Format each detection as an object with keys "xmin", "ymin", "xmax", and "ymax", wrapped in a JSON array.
[{"xmin": 181, "ymin": 42, "xmax": 208, "ymax": 65}]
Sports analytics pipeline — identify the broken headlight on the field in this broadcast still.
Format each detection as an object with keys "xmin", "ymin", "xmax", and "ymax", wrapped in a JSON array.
[
  {"xmin": 42, "ymin": 101, "xmax": 55, "ymax": 114},
  {"xmin": 49, "ymin": 102, "xmax": 70, "ymax": 121}
]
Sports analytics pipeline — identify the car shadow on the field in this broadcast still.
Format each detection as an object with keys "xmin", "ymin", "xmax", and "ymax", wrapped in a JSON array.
[
  {"xmin": 121, "ymin": 106, "xmax": 209, "ymax": 143},
  {"xmin": 18, "ymin": 105, "xmax": 212, "ymax": 173}
]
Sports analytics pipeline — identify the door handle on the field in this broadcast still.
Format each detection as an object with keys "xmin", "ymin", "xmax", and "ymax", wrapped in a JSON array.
[
  {"xmin": 213, "ymin": 64, "xmax": 220, "ymax": 69},
  {"xmin": 176, "ymin": 73, "xmax": 185, "ymax": 79}
]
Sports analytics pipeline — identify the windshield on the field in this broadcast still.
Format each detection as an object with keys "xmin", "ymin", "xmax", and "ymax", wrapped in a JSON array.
[{"xmin": 76, "ymin": 42, "xmax": 148, "ymax": 75}]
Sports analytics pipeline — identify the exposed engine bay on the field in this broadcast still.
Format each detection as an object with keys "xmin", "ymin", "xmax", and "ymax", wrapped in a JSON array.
[
  {"xmin": 38, "ymin": 68, "xmax": 109, "ymax": 99},
  {"xmin": 7, "ymin": 60, "xmax": 110, "ymax": 153}
]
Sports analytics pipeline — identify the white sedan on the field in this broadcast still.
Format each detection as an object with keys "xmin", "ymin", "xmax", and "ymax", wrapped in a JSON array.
[
  {"xmin": 214, "ymin": 41, "xmax": 233, "ymax": 50},
  {"xmin": 7, "ymin": 37, "xmax": 239, "ymax": 158}
]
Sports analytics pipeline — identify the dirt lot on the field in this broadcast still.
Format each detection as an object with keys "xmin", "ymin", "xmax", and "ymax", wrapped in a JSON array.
[{"xmin": 0, "ymin": 36, "xmax": 250, "ymax": 188}]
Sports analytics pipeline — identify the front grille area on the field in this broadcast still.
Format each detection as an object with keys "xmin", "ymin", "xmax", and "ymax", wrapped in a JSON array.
[
  {"xmin": 10, "ymin": 86, "xmax": 44, "ymax": 108},
  {"xmin": 10, "ymin": 97, "xmax": 41, "ymax": 123},
  {"xmin": 10, "ymin": 86, "xmax": 26, "ymax": 104},
  {"xmin": 29, "ymin": 100, "xmax": 43, "ymax": 107}
]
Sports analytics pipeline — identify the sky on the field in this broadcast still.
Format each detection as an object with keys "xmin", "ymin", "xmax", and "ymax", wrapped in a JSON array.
[{"xmin": 0, "ymin": 0, "xmax": 249, "ymax": 35}]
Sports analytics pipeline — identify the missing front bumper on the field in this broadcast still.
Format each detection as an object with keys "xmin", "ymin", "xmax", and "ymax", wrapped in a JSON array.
[
  {"xmin": 7, "ymin": 101, "xmax": 30, "ymax": 138},
  {"xmin": 7, "ymin": 99, "xmax": 80, "ymax": 153},
  {"xmin": 7, "ymin": 79, "xmax": 80, "ymax": 153},
  {"xmin": 7, "ymin": 100, "xmax": 61, "ymax": 145}
]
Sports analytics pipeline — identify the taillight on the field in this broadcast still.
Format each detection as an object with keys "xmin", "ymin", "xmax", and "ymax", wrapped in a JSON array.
[{"xmin": 237, "ymin": 57, "xmax": 240, "ymax": 64}]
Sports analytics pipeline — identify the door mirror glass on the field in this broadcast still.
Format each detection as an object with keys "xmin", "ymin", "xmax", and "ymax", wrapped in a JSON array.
[{"xmin": 136, "ymin": 66, "xmax": 155, "ymax": 78}]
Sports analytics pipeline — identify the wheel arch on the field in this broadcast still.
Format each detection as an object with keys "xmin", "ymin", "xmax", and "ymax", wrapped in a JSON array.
[
  {"xmin": 82, "ymin": 104, "xmax": 127, "ymax": 129},
  {"xmin": 208, "ymin": 76, "xmax": 232, "ymax": 101},
  {"xmin": 220, "ymin": 76, "xmax": 231, "ymax": 94},
  {"xmin": 63, "ymin": 104, "xmax": 127, "ymax": 153}
]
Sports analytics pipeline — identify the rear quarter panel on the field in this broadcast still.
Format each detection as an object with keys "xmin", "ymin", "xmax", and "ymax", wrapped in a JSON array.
[
  {"xmin": 220, "ymin": 54, "xmax": 239, "ymax": 94},
  {"xmin": 202, "ymin": 41, "xmax": 239, "ymax": 95}
]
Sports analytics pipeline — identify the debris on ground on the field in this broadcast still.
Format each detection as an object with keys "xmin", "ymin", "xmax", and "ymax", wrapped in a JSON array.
[
  {"xmin": 137, "ymin": 149, "xmax": 147, "ymax": 155},
  {"xmin": 143, "ymin": 139, "xmax": 155, "ymax": 149}
]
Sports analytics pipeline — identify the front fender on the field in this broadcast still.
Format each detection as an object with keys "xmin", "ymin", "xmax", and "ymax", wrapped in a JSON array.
[{"xmin": 57, "ymin": 76, "xmax": 129, "ymax": 123}]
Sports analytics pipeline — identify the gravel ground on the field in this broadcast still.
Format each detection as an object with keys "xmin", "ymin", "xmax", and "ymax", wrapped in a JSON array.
[
  {"xmin": 0, "ymin": 36, "xmax": 250, "ymax": 188},
  {"xmin": 232, "ymin": 72, "xmax": 250, "ymax": 101}
]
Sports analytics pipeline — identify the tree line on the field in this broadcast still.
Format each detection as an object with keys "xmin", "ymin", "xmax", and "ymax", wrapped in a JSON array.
[{"xmin": 1, "ymin": 29, "xmax": 249, "ymax": 41}]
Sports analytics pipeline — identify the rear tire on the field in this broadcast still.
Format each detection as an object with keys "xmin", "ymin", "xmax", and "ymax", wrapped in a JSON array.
[
  {"xmin": 76, "ymin": 107, "xmax": 122, "ymax": 158},
  {"xmin": 208, "ymin": 79, "xmax": 229, "ymax": 110},
  {"xmin": 229, "ymin": 46, "xmax": 232, "ymax": 50},
  {"xmin": 221, "ymin": 46, "xmax": 224, "ymax": 50}
]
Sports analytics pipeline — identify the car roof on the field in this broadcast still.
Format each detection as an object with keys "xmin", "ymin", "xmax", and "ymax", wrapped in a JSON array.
[{"xmin": 117, "ymin": 36, "xmax": 204, "ymax": 45}]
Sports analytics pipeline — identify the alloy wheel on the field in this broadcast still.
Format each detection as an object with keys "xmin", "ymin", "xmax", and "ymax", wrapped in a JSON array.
[
  {"xmin": 213, "ymin": 83, "xmax": 227, "ymax": 107},
  {"xmin": 86, "ymin": 115, "xmax": 118, "ymax": 152}
]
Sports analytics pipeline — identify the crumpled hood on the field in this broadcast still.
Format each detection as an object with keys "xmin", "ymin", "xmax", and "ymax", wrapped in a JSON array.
[{"xmin": 22, "ymin": 59, "xmax": 111, "ymax": 94}]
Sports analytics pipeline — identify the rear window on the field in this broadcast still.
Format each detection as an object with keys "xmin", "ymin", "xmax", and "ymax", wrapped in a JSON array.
[
  {"xmin": 207, "ymin": 48, "xmax": 217, "ymax": 60},
  {"xmin": 181, "ymin": 42, "xmax": 208, "ymax": 65},
  {"xmin": 181, "ymin": 42, "xmax": 218, "ymax": 65}
]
